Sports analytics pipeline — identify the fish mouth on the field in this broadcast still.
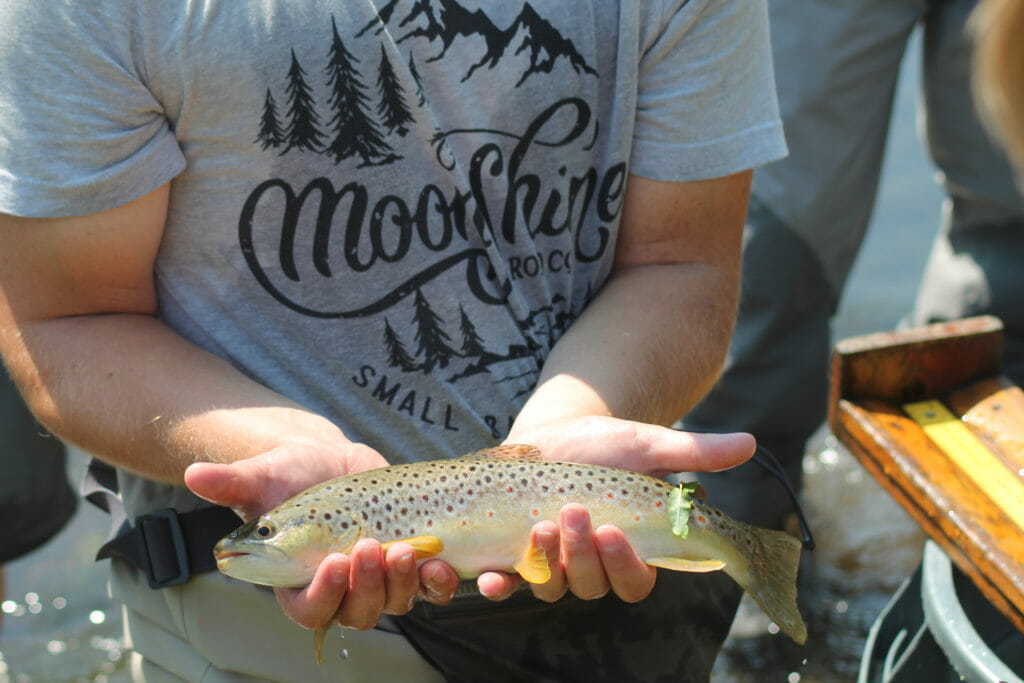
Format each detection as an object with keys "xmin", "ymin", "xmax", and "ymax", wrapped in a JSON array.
[{"xmin": 215, "ymin": 551, "xmax": 250, "ymax": 561}]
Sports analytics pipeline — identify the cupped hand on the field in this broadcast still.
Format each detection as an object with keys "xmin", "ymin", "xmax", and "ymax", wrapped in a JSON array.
[
  {"xmin": 183, "ymin": 441, "xmax": 461, "ymax": 631},
  {"xmin": 476, "ymin": 415, "xmax": 755, "ymax": 603}
]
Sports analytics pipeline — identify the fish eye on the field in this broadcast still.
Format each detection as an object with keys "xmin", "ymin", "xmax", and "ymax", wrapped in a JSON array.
[{"xmin": 254, "ymin": 522, "xmax": 276, "ymax": 539}]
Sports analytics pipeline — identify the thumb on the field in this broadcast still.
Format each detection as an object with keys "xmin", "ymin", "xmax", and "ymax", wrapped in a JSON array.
[
  {"xmin": 184, "ymin": 460, "xmax": 269, "ymax": 520},
  {"xmin": 645, "ymin": 429, "xmax": 755, "ymax": 476}
]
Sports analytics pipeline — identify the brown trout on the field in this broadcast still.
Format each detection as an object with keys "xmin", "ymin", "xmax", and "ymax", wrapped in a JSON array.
[{"xmin": 215, "ymin": 445, "xmax": 807, "ymax": 659}]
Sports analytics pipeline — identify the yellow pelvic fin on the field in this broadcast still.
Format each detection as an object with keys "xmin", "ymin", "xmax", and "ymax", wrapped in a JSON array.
[
  {"xmin": 380, "ymin": 535, "xmax": 444, "ymax": 559},
  {"xmin": 513, "ymin": 539, "xmax": 551, "ymax": 584},
  {"xmin": 461, "ymin": 444, "xmax": 543, "ymax": 461},
  {"xmin": 646, "ymin": 557, "xmax": 726, "ymax": 573},
  {"xmin": 314, "ymin": 624, "xmax": 328, "ymax": 665}
]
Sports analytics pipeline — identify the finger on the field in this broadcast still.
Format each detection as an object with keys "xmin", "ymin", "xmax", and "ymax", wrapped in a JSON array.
[
  {"xmin": 559, "ymin": 504, "xmax": 609, "ymax": 600},
  {"xmin": 418, "ymin": 559, "xmax": 460, "ymax": 605},
  {"xmin": 594, "ymin": 525, "xmax": 656, "ymax": 603},
  {"xmin": 526, "ymin": 521, "xmax": 566, "ymax": 603},
  {"xmin": 477, "ymin": 571, "xmax": 522, "ymax": 601},
  {"xmin": 382, "ymin": 543, "xmax": 420, "ymax": 615},
  {"xmin": 274, "ymin": 553, "xmax": 350, "ymax": 630},
  {"xmin": 336, "ymin": 540, "xmax": 386, "ymax": 630}
]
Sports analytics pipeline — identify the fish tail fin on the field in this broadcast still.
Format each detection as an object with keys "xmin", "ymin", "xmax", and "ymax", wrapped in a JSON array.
[{"xmin": 725, "ymin": 525, "xmax": 807, "ymax": 645}]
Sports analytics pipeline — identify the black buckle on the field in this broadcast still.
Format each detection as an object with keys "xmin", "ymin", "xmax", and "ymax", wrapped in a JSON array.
[{"xmin": 136, "ymin": 508, "xmax": 191, "ymax": 589}]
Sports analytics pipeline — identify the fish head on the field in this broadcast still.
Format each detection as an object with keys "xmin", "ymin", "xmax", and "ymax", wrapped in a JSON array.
[{"xmin": 214, "ymin": 505, "xmax": 362, "ymax": 588}]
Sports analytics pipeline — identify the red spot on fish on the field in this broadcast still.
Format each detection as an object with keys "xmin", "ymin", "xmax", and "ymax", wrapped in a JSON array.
[
  {"xmin": 655, "ymin": 501, "xmax": 663, "ymax": 508},
  {"xmin": 697, "ymin": 516, "xmax": 707, "ymax": 524},
  {"xmin": 634, "ymin": 515, "xmax": 641, "ymax": 521},
  {"xmin": 487, "ymin": 511, "xmax": 494, "ymax": 518},
  {"xmin": 507, "ymin": 486, "xmax": 514, "ymax": 493},
  {"xmin": 531, "ymin": 509, "xmax": 539, "ymax": 517},
  {"xmin": 606, "ymin": 493, "xmax": 614, "ymax": 499}
]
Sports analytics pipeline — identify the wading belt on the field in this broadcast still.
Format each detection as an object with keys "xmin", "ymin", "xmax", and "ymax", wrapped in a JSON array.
[{"xmin": 87, "ymin": 458, "xmax": 241, "ymax": 589}]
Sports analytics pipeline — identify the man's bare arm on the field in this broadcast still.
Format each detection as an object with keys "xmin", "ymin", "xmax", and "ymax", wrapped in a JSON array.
[{"xmin": 0, "ymin": 184, "xmax": 362, "ymax": 485}]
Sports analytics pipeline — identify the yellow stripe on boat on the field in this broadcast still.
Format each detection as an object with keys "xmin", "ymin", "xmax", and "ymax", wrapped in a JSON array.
[{"xmin": 904, "ymin": 399, "xmax": 1024, "ymax": 531}]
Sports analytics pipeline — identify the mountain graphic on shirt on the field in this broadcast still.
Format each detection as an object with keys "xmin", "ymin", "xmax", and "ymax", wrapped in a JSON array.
[
  {"xmin": 254, "ymin": 2, "xmax": 598, "ymax": 167},
  {"xmin": 357, "ymin": 0, "xmax": 598, "ymax": 86}
]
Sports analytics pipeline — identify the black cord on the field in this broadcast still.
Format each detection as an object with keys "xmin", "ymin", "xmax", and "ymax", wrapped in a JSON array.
[{"xmin": 750, "ymin": 443, "xmax": 815, "ymax": 550}]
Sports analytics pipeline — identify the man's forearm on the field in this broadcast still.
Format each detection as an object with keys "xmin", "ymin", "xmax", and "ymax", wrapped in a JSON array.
[
  {"xmin": 4, "ymin": 312, "xmax": 346, "ymax": 485},
  {"xmin": 510, "ymin": 260, "xmax": 738, "ymax": 437}
]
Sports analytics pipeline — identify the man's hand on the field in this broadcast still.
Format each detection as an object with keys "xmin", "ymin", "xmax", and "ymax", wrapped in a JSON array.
[
  {"xmin": 184, "ymin": 443, "xmax": 461, "ymax": 631},
  {"xmin": 477, "ymin": 416, "xmax": 755, "ymax": 603}
]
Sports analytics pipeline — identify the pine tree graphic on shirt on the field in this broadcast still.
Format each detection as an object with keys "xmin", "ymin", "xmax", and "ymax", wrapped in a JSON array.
[
  {"xmin": 281, "ymin": 50, "xmax": 324, "ymax": 154},
  {"xmin": 376, "ymin": 45, "xmax": 414, "ymax": 136},
  {"xmin": 255, "ymin": 89, "xmax": 285, "ymax": 149},
  {"xmin": 323, "ymin": 19, "xmax": 396, "ymax": 165}
]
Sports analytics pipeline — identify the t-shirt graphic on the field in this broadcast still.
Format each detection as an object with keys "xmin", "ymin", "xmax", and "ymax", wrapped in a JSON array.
[{"xmin": 238, "ymin": 1, "xmax": 623, "ymax": 434}]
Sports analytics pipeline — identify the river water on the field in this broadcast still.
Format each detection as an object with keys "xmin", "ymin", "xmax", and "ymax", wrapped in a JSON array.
[{"xmin": 1, "ymin": 32, "xmax": 948, "ymax": 683}]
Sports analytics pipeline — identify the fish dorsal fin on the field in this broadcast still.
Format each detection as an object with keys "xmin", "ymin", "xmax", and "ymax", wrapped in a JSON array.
[
  {"xmin": 381, "ymin": 535, "xmax": 444, "ymax": 559},
  {"xmin": 513, "ymin": 538, "xmax": 551, "ymax": 584},
  {"xmin": 461, "ymin": 444, "xmax": 543, "ymax": 461},
  {"xmin": 646, "ymin": 557, "xmax": 726, "ymax": 573}
]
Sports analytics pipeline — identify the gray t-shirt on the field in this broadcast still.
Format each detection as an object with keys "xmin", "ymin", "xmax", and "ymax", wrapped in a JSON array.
[{"xmin": 0, "ymin": 0, "xmax": 785, "ymax": 517}]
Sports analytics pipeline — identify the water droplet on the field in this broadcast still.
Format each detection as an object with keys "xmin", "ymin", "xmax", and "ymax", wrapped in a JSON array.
[
  {"xmin": 47, "ymin": 640, "xmax": 67, "ymax": 654},
  {"xmin": 767, "ymin": 622, "xmax": 780, "ymax": 635},
  {"xmin": 52, "ymin": 597, "xmax": 67, "ymax": 609},
  {"xmin": 787, "ymin": 673, "xmax": 801, "ymax": 683},
  {"xmin": 28, "ymin": 602, "xmax": 42, "ymax": 614},
  {"xmin": 24, "ymin": 592, "xmax": 39, "ymax": 605},
  {"xmin": 89, "ymin": 609, "xmax": 106, "ymax": 624},
  {"xmin": 339, "ymin": 648, "xmax": 349, "ymax": 660},
  {"xmin": 819, "ymin": 448, "xmax": 840, "ymax": 467},
  {"xmin": 835, "ymin": 599, "xmax": 849, "ymax": 614},
  {"xmin": 1, "ymin": 600, "xmax": 17, "ymax": 614}
]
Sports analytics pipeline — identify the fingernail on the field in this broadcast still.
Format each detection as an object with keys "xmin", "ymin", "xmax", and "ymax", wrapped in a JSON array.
[
  {"xmin": 395, "ymin": 551, "xmax": 415, "ymax": 572},
  {"xmin": 596, "ymin": 529, "xmax": 622, "ymax": 552},
  {"xmin": 355, "ymin": 542, "xmax": 381, "ymax": 571}
]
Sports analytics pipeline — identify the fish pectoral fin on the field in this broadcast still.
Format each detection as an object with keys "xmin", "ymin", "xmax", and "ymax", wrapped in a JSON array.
[
  {"xmin": 381, "ymin": 535, "xmax": 444, "ymax": 559},
  {"xmin": 314, "ymin": 624, "xmax": 328, "ymax": 665},
  {"xmin": 513, "ymin": 540, "xmax": 551, "ymax": 584},
  {"xmin": 646, "ymin": 557, "xmax": 726, "ymax": 573}
]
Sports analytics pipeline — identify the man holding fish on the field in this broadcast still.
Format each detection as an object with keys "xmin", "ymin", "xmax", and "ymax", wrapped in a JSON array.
[{"xmin": 0, "ymin": 1, "xmax": 788, "ymax": 680}]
